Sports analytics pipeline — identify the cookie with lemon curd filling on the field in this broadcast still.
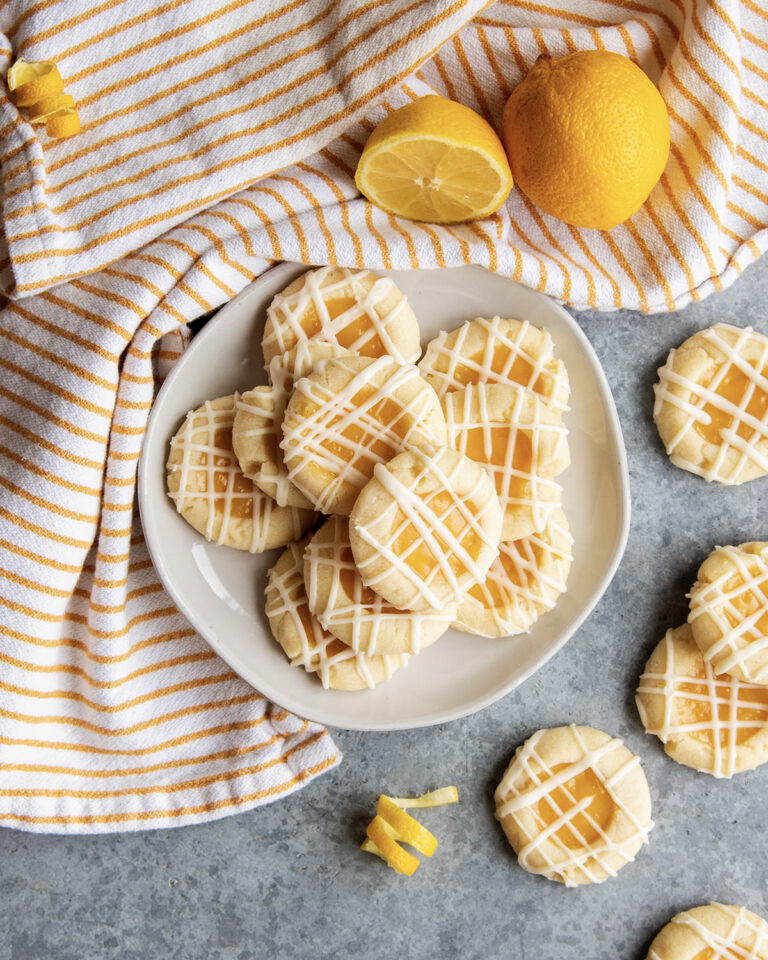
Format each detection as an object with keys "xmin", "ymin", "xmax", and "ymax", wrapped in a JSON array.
[
  {"xmin": 280, "ymin": 354, "xmax": 446, "ymax": 516},
  {"xmin": 232, "ymin": 342, "xmax": 352, "ymax": 508},
  {"xmin": 653, "ymin": 323, "xmax": 768, "ymax": 484},
  {"xmin": 442, "ymin": 383, "xmax": 569, "ymax": 541},
  {"xmin": 166, "ymin": 395, "xmax": 315, "ymax": 552},
  {"xmin": 303, "ymin": 516, "xmax": 456, "ymax": 657},
  {"xmin": 453, "ymin": 508, "xmax": 572, "ymax": 638},
  {"xmin": 418, "ymin": 316, "xmax": 570, "ymax": 413},
  {"xmin": 262, "ymin": 266, "xmax": 421, "ymax": 367},
  {"xmin": 494, "ymin": 725, "xmax": 653, "ymax": 887},
  {"xmin": 349, "ymin": 444, "xmax": 502, "ymax": 613},
  {"xmin": 646, "ymin": 903, "xmax": 768, "ymax": 960},
  {"xmin": 266, "ymin": 539, "xmax": 409, "ymax": 691},
  {"xmin": 636, "ymin": 624, "xmax": 768, "ymax": 778},
  {"xmin": 688, "ymin": 542, "xmax": 768, "ymax": 685}
]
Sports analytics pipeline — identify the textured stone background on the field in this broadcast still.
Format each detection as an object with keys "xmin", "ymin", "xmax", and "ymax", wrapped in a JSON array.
[{"xmin": 2, "ymin": 256, "xmax": 767, "ymax": 960}]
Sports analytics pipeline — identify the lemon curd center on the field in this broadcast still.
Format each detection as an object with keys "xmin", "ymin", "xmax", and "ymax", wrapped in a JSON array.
[
  {"xmin": 391, "ymin": 492, "xmax": 482, "ymax": 580},
  {"xmin": 722, "ymin": 567, "xmax": 768, "ymax": 637},
  {"xmin": 533, "ymin": 763, "xmax": 614, "ymax": 849},
  {"xmin": 299, "ymin": 296, "xmax": 385, "ymax": 357},
  {"xmin": 464, "ymin": 423, "xmax": 532, "ymax": 499},
  {"xmin": 313, "ymin": 388, "xmax": 410, "ymax": 483},
  {"xmin": 200, "ymin": 426, "xmax": 253, "ymax": 519},
  {"xmin": 339, "ymin": 547, "xmax": 395, "ymax": 608},
  {"xmin": 695, "ymin": 360, "xmax": 768, "ymax": 446},
  {"xmin": 676, "ymin": 659, "xmax": 768, "ymax": 748}
]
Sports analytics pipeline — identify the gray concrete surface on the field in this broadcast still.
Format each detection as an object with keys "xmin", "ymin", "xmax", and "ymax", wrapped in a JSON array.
[{"xmin": 2, "ymin": 256, "xmax": 768, "ymax": 960}]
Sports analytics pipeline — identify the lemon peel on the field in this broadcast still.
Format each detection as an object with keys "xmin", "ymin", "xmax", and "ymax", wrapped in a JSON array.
[
  {"xmin": 9, "ymin": 59, "xmax": 64, "ymax": 106},
  {"xmin": 45, "ymin": 109, "xmax": 80, "ymax": 140},
  {"xmin": 27, "ymin": 92, "xmax": 75, "ymax": 124},
  {"xmin": 360, "ymin": 787, "xmax": 459, "ymax": 875},
  {"xmin": 355, "ymin": 96, "xmax": 512, "ymax": 224}
]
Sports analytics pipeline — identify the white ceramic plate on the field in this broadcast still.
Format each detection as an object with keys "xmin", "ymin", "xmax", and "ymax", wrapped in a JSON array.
[{"xmin": 139, "ymin": 263, "xmax": 629, "ymax": 731}]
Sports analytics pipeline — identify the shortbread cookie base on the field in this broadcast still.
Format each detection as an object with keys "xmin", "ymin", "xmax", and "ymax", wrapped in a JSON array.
[
  {"xmin": 689, "ymin": 541, "xmax": 768, "ymax": 684},
  {"xmin": 494, "ymin": 725, "xmax": 653, "ymax": 886},
  {"xmin": 646, "ymin": 903, "xmax": 768, "ymax": 960},
  {"xmin": 166, "ymin": 395, "xmax": 315, "ymax": 552},
  {"xmin": 636, "ymin": 623, "xmax": 768, "ymax": 778},
  {"xmin": 266, "ymin": 539, "xmax": 409, "ymax": 690}
]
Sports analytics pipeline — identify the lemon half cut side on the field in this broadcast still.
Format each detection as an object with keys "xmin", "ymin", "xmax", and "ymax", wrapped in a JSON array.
[{"xmin": 355, "ymin": 96, "xmax": 513, "ymax": 224}]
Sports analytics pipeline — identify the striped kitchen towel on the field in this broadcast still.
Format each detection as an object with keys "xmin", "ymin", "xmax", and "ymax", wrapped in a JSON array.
[{"xmin": 0, "ymin": 0, "xmax": 767, "ymax": 832}]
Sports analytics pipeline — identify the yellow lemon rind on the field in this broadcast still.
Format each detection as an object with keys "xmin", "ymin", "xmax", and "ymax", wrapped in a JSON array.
[
  {"xmin": 377, "ymin": 796, "xmax": 438, "ymax": 857},
  {"xmin": 385, "ymin": 786, "xmax": 459, "ymax": 808},
  {"xmin": 27, "ymin": 93, "xmax": 76, "ymax": 125},
  {"xmin": 12, "ymin": 61, "xmax": 64, "ymax": 106},
  {"xmin": 364, "ymin": 816, "xmax": 420, "ymax": 876},
  {"xmin": 46, "ymin": 109, "xmax": 81, "ymax": 139}
]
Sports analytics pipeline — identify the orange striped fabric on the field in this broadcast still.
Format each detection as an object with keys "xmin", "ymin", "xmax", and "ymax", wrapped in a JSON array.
[{"xmin": 1, "ymin": 0, "xmax": 767, "ymax": 832}]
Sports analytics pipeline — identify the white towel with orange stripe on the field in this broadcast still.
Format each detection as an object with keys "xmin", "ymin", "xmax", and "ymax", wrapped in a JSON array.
[{"xmin": 0, "ymin": 0, "xmax": 766, "ymax": 833}]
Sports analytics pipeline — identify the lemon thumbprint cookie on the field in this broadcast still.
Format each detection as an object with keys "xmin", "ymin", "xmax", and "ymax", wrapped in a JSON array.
[
  {"xmin": 349, "ymin": 444, "xmax": 502, "ymax": 612},
  {"xmin": 688, "ymin": 542, "xmax": 768, "ymax": 685},
  {"xmin": 232, "ymin": 343, "xmax": 351, "ymax": 508},
  {"xmin": 266, "ymin": 539, "xmax": 409, "ymax": 690},
  {"xmin": 167, "ymin": 396, "xmax": 315, "ymax": 551},
  {"xmin": 262, "ymin": 266, "xmax": 421, "ymax": 366},
  {"xmin": 646, "ymin": 904, "xmax": 768, "ymax": 960},
  {"xmin": 636, "ymin": 624, "xmax": 768, "ymax": 778},
  {"xmin": 443, "ymin": 383, "xmax": 569, "ymax": 540},
  {"xmin": 494, "ymin": 725, "xmax": 653, "ymax": 886},
  {"xmin": 453, "ymin": 508, "xmax": 572, "ymax": 637},
  {"xmin": 418, "ymin": 316, "xmax": 570, "ymax": 412},
  {"xmin": 303, "ymin": 516, "xmax": 455, "ymax": 656},
  {"xmin": 653, "ymin": 323, "xmax": 768, "ymax": 484},
  {"xmin": 281, "ymin": 354, "xmax": 446, "ymax": 515}
]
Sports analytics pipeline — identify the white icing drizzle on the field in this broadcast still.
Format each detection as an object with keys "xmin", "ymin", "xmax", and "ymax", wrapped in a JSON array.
[
  {"xmin": 653, "ymin": 323, "xmax": 768, "ymax": 484},
  {"xmin": 453, "ymin": 509, "xmax": 573, "ymax": 637},
  {"xmin": 689, "ymin": 544, "xmax": 768, "ymax": 683},
  {"xmin": 418, "ymin": 316, "xmax": 570, "ymax": 412},
  {"xmin": 494, "ymin": 725, "xmax": 653, "ymax": 887},
  {"xmin": 263, "ymin": 266, "xmax": 420, "ymax": 365},
  {"xmin": 167, "ymin": 395, "xmax": 310, "ymax": 552},
  {"xmin": 636, "ymin": 627, "xmax": 768, "ymax": 779},
  {"xmin": 648, "ymin": 904, "xmax": 768, "ymax": 960},
  {"xmin": 304, "ymin": 516, "xmax": 456, "ymax": 656},
  {"xmin": 281, "ymin": 355, "xmax": 444, "ymax": 513},
  {"xmin": 353, "ymin": 445, "xmax": 501, "ymax": 610},
  {"xmin": 265, "ymin": 540, "xmax": 408, "ymax": 689},
  {"xmin": 443, "ymin": 383, "xmax": 568, "ymax": 537}
]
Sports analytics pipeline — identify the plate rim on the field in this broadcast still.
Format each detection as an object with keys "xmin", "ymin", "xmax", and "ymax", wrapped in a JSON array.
[{"xmin": 138, "ymin": 262, "xmax": 631, "ymax": 731}]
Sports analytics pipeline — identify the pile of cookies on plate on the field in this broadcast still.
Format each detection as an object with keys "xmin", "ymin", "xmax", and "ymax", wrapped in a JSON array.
[{"xmin": 166, "ymin": 266, "xmax": 573, "ymax": 691}]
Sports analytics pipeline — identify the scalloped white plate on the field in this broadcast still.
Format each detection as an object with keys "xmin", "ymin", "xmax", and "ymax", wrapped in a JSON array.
[{"xmin": 139, "ymin": 263, "xmax": 629, "ymax": 731}]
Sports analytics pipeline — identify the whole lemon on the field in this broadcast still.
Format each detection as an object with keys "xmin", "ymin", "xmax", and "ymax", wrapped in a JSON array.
[{"xmin": 501, "ymin": 51, "xmax": 670, "ymax": 230}]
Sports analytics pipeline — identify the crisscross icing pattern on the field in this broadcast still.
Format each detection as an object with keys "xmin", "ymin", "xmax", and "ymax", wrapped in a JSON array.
[
  {"xmin": 443, "ymin": 382, "xmax": 568, "ymax": 539},
  {"xmin": 304, "ymin": 516, "xmax": 455, "ymax": 656},
  {"xmin": 266, "ymin": 540, "xmax": 408, "ymax": 690},
  {"xmin": 690, "ymin": 543, "xmax": 768, "ymax": 684},
  {"xmin": 352, "ymin": 445, "xmax": 501, "ymax": 611},
  {"xmin": 262, "ymin": 266, "xmax": 420, "ymax": 365},
  {"xmin": 281, "ymin": 355, "xmax": 445, "ymax": 514},
  {"xmin": 495, "ymin": 725, "xmax": 653, "ymax": 887},
  {"xmin": 454, "ymin": 508, "xmax": 572, "ymax": 637},
  {"xmin": 167, "ymin": 395, "xmax": 311, "ymax": 551},
  {"xmin": 637, "ymin": 626, "xmax": 768, "ymax": 779},
  {"xmin": 418, "ymin": 316, "xmax": 570, "ymax": 412},
  {"xmin": 648, "ymin": 904, "xmax": 768, "ymax": 960},
  {"xmin": 654, "ymin": 324, "xmax": 768, "ymax": 484}
]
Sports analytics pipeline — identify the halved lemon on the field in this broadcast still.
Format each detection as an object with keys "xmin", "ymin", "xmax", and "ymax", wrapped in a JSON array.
[
  {"xmin": 8, "ymin": 59, "xmax": 64, "ymax": 106},
  {"xmin": 355, "ymin": 96, "xmax": 513, "ymax": 224}
]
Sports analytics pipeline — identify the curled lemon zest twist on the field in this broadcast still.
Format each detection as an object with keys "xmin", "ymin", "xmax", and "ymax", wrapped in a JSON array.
[{"xmin": 360, "ymin": 787, "xmax": 459, "ymax": 875}]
